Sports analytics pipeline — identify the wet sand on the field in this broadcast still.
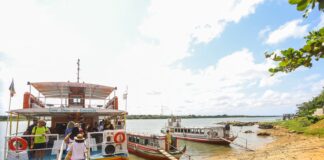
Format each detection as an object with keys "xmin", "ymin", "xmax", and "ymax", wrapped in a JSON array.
[{"xmin": 209, "ymin": 126, "xmax": 324, "ymax": 160}]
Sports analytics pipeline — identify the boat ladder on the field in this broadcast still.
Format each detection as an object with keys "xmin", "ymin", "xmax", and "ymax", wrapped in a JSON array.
[
  {"xmin": 158, "ymin": 149, "xmax": 178, "ymax": 160},
  {"xmin": 218, "ymin": 137, "xmax": 254, "ymax": 151}
]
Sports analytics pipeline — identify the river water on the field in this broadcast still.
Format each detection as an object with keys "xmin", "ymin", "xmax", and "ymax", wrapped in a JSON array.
[{"xmin": 0, "ymin": 117, "xmax": 280, "ymax": 160}]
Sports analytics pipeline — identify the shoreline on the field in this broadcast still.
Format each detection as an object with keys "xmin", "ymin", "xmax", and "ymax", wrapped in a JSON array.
[{"xmin": 211, "ymin": 126, "xmax": 324, "ymax": 160}]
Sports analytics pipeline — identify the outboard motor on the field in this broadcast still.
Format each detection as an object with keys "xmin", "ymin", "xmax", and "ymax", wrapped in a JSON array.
[{"xmin": 102, "ymin": 129, "xmax": 128, "ymax": 157}]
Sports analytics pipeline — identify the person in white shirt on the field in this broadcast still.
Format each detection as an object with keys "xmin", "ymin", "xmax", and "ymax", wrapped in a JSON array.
[{"xmin": 66, "ymin": 134, "xmax": 87, "ymax": 160}]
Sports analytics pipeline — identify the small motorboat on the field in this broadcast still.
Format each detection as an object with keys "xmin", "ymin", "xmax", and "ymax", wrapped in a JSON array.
[{"xmin": 127, "ymin": 132, "xmax": 186, "ymax": 160}]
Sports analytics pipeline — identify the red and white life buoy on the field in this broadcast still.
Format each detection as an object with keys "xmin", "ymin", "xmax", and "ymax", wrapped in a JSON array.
[
  {"xmin": 8, "ymin": 137, "xmax": 28, "ymax": 151},
  {"xmin": 114, "ymin": 132, "xmax": 126, "ymax": 144}
]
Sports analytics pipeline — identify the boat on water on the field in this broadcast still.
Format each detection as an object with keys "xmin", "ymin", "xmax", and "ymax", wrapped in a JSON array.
[
  {"xmin": 127, "ymin": 132, "xmax": 186, "ymax": 160},
  {"xmin": 161, "ymin": 117, "xmax": 236, "ymax": 145},
  {"xmin": 4, "ymin": 66, "xmax": 129, "ymax": 159}
]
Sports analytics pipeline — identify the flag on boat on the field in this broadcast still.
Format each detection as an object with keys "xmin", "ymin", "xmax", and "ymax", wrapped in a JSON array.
[{"xmin": 9, "ymin": 79, "xmax": 15, "ymax": 97}]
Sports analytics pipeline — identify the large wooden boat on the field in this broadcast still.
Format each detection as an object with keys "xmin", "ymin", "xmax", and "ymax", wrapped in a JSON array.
[
  {"xmin": 162, "ymin": 117, "xmax": 236, "ymax": 145},
  {"xmin": 4, "ymin": 74, "xmax": 129, "ymax": 159},
  {"xmin": 127, "ymin": 132, "xmax": 186, "ymax": 160}
]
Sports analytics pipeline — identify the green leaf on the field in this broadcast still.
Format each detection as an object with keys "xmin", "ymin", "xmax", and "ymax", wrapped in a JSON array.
[
  {"xmin": 269, "ymin": 68, "xmax": 275, "ymax": 73},
  {"xmin": 319, "ymin": 27, "xmax": 324, "ymax": 35},
  {"xmin": 273, "ymin": 55, "xmax": 282, "ymax": 61},
  {"xmin": 304, "ymin": 44, "xmax": 312, "ymax": 52},
  {"xmin": 297, "ymin": 0, "xmax": 309, "ymax": 11},
  {"xmin": 279, "ymin": 61, "xmax": 288, "ymax": 67},
  {"xmin": 289, "ymin": 0, "xmax": 302, "ymax": 4},
  {"xmin": 319, "ymin": 1, "xmax": 324, "ymax": 10},
  {"xmin": 312, "ymin": 0, "xmax": 316, "ymax": 9}
]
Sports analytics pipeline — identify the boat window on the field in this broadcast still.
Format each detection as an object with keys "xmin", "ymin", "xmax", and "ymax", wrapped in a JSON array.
[
  {"xmin": 144, "ymin": 139, "xmax": 149, "ymax": 145},
  {"xmin": 139, "ymin": 139, "xmax": 145, "ymax": 145},
  {"xmin": 180, "ymin": 129, "xmax": 183, "ymax": 133},
  {"xmin": 136, "ymin": 137, "xmax": 140, "ymax": 143},
  {"xmin": 73, "ymin": 98, "xmax": 81, "ymax": 103},
  {"xmin": 129, "ymin": 136, "xmax": 134, "ymax": 142},
  {"xmin": 200, "ymin": 129, "xmax": 204, "ymax": 134}
]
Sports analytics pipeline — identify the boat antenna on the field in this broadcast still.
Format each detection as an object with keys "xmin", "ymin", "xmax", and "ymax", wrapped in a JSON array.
[
  {"xmin": 77, "ymin": 59, "xmax": 80, "ymax": 83},
  {"xmin": 122, "ymin": 86, "xmax": 128, "ymax": 112}
]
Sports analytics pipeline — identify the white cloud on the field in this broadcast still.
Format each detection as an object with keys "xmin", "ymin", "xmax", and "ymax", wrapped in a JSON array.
[
  {"xmin": 315, "ymin": 14, "xmax": 324, "ymax": 30},
  {"xmin": 0, "ymin": 0, "xmax": 319, "ymax": 116},
  {"xmin": 140, "ymin": 0, "xmax": 264, "ymax": 45},
  {"xmin": 305, "ymin": 74, "xmax": 321, "ymax": 81},
  {"xmin": 265, "ymin": 19, "xmax": 309, "ymax": 45},
  {"xmin": 258, "ymin": 26, "xmax": 271, "ymax": 39},
  {"xmin": 311, "ymin": 79, "xmax": 324, "ymax": 92}
]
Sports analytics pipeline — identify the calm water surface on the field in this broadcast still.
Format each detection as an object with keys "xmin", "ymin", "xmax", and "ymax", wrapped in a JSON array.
[{"xmin": 0, "ymin": 117, "xmax": 280, "ymax": 160}]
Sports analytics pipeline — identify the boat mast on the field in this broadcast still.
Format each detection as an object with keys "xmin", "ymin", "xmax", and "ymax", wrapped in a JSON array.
[
  {"xmin": 123, "ymin": 86, "xmax": 128, "ymax": 111},
  {"xmin": 77, "ymin": 59, "xmax": 80, "ymax": 83}
]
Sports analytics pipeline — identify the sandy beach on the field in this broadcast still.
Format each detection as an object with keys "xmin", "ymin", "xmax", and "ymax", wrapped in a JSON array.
[{"xmin": 209, "ymin": 126, "xmax": 324, "ymax": 160}]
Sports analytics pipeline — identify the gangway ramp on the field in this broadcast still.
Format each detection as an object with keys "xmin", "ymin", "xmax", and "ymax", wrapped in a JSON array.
[{"xmin": 158, "ymin": 149, "xmax": 178, "ymax": 160}]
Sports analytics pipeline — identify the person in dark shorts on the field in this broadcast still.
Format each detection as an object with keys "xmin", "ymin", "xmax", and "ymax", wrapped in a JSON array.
[
  {"xmin": 31, "ymin": 119, "xmax": 50, "ymax": 160},
  {"xmin": 24, "ymin": 118, "xmax": 38, "ymax": 159}
]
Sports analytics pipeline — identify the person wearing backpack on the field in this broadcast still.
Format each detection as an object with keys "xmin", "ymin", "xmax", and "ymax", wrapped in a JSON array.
[
  {"xmin": 31, "ymin": 119, "xmax": 50, "ymax": 160},
  {"xmin": 24, "ymin": 119, "xmax": 38, "ymax": 159}
]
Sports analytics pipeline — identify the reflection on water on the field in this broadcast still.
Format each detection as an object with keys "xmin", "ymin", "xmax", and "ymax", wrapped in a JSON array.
[{"xmin": 0, "ymin": 117, "xmax": 279, "ymax": 159}]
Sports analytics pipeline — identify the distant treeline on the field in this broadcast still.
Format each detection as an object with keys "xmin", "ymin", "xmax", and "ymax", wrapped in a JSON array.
[
  {"xmin": 0, "ymin": 115, "xmax": 27, "ymax": 121},
  {"xmin": 126, "ymin": 114, "xmax": 280, "ymax": 119},
  {"xmin": 0, "ymin": 114, "xmax": 280, "ymax": 121}
]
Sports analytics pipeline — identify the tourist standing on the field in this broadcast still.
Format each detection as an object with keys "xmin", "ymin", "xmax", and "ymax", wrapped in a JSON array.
[
  {"xmin": 65, "ymin": 134, "xmax": 88, "ymax": 160},
  {"xmin": 64, "ymin": 127, "xmax": 80, "ymax": 146},
  {"xmin": 31, "ymin": 119, "xmax": 50, "ymax": 160},
  {"xmin": 104, "ymin": 119, "xmax": 114, "ymax": 130},
  {"xmin": 24, "ymin": 119, "xmax": 38, "ymax": 159},
  {"xmin": 65, "ymin": 121, "xmax": 75, "ymax": 137},
  {"xmin": 165, "ymin": 130, "xmax": 172, "ymax": 152}
]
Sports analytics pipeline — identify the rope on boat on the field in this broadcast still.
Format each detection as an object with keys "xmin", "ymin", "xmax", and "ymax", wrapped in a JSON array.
[{"xmin": 218, "ymin": 137, "xmax": 254, "ymax": 151}]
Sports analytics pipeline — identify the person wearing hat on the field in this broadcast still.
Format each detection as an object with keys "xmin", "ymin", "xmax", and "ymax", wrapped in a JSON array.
[
  {"xmin": 31, "ymin": 119, "xmax": 50, "ymax": 160},
  {"xmin": 65, "ymin": 134, "xmax": 88, "ymax": 160}
]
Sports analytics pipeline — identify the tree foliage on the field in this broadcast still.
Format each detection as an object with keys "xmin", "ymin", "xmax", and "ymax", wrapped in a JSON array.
[
  {"xmin": 297, "ymin": 88, "xmax": 324, "ymax": 116},
  {"xmin": 266, "ymin": 0, "xmax": 324, "ymax": 75}
]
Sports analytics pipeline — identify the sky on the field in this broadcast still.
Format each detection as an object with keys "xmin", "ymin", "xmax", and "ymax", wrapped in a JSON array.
[{"xmin": 0, "ymin": 0, "xmax": 323, "ymax": 116}]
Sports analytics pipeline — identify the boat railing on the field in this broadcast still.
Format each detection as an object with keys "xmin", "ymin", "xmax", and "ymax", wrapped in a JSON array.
[
  {"xmin": 31, "ymin": 97, "xmax": 117, "ymax": 109},
  {"xmin": 41, "ymin": 103, "xmax": 113, "ymax": 109},
  {"xmin": 56, "ymin": 139, "xmax": 65, "ymax": 160},
  {"xmin": 4, "ymin": 134, "xmax": 60, "ymax": 160}
]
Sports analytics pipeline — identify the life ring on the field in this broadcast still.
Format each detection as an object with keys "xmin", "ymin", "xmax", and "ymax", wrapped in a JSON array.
[
  {"xmin": 8, "ymin": 137, "xmax": 28, "ymax": 151},
  {"xmin": 114, "ymin": 132, "xmax": 126, "ymax": 144}
]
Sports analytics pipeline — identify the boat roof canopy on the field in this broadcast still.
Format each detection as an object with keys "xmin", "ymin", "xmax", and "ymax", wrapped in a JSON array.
[
  {"xmin": 8, "ymin": 107, "xmax": 126, "ymax": 117},
  {"xmin": 30, "ymin": 82, "xmax": 116, "ymax": 99}
]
